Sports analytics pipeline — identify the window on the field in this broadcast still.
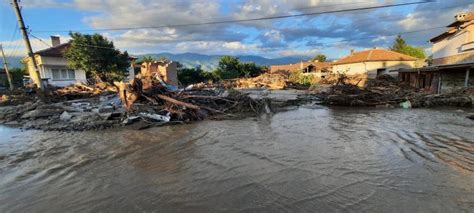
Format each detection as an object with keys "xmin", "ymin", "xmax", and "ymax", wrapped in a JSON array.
[
  {"xmin": 377, "ymin": 68, "xmax": 386, "ymax": 76},
  {"xmin": 51, "ymin": 68, "xmax": 76, "ymax": 81}
]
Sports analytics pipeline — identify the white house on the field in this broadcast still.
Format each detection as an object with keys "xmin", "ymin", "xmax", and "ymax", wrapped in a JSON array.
[
  {"xmin": 430, "ymin": 12, "xmax": 474, "ymax": 65},
  {"xmin": 23, "ymin": 36, "xmax": 87, "ymax": 87},
  {"xmin": 398, "ymin": 12, "xmax": 474, "ymax": 93}
]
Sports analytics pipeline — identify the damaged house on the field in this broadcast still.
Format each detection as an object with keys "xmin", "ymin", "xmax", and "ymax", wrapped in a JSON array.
[
  {"xmin": 270, "ymin": 61, "xmax": 332, "ymax": 78},
  {"xmin": 140, "ymin": 60, "xmax": 179, "ymax": 86},
  {"xmin": 398, "ymin": 12, "xmax": 474, "ymax": 93}
]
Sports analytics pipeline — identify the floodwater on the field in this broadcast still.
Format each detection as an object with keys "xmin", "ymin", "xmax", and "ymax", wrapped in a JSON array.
[{"xmin": 0, "ymin": 106, "xmax": 473, "ymax": 212}]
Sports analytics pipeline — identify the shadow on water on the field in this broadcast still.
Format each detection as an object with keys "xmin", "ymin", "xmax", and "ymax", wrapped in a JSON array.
[{"xmin": 0, "ymin": 106, "xmax": 473, "ymax": 212}]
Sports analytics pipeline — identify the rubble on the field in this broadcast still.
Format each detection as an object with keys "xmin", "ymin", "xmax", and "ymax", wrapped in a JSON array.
[
  {"xmin": 0, "ymin": 74, "xmax": 277, "ymax": 131},
  {"xmin": 223, "ymin": 73, "xmax": 289, "ymax": 90},
  {"xmin": 1, "ymin": 72, "xmax": 472, "ymax": 131},
  {"xmin": 467, "ymin": 113, "xmax": 474, "ymax": 120},
  {"xmin": 318, "ymin": 74, "xmax": 474, "ymax": 108}
]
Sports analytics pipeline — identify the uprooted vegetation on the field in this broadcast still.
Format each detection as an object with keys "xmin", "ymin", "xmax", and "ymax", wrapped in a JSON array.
[{"xmin": 319, "ymin": 74, "xmax": 473, "ymax": 108}]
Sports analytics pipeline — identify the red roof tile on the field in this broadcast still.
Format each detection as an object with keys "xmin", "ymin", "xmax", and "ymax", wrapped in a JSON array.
[{"xmin": 332, "ymin": 49, "xmax": 417, "ymax": 65}]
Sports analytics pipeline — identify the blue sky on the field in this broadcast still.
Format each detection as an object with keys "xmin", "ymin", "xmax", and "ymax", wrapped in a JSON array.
[{"xmin": 1, "ymin": 0, "xmax": 473, "ymax": 59}]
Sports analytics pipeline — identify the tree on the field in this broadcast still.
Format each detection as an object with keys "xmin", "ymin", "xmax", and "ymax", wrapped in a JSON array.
[
  {"xmin": 141, "ymin": 56, "xmax": 155, "ymax": 63},
  {"xmin": 213, "ymin": 56, "xmax": 265, "ymax": 79},
  {"xmin": 3, "ymin": 67, "xmax": 26, "ymax": 87},
  {"xmin": 390, "ymin": 35, "xmax": 426, "ymax": 59},
  {"xmin": 64, "ymin": 32, "xmax": 130, "ymax": 82},
  {"xmin": 312, "ymin": 54, "xmax": 327, "ymax": 62},
  {"xmin": 178, "ymin": 66, "xmax": 216, "ymax": 86},
  {"xmin": 214, "ymin": 56, "xmax": 241, "ymax": 79}
]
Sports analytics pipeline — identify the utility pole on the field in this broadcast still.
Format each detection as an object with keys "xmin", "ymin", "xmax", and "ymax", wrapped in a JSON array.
[
  {"xmin": 0, "ymin": 44, "xmax": 14, "ymax": 91},
  {"xmin": 11, "ymin": 0, "xmax": 43, "ymax": 90}
]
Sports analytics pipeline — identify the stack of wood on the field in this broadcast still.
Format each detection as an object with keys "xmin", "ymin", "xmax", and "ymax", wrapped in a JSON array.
[{"xmin": 118, "ymin": 76, "xmax": 264, "ymax": 122}]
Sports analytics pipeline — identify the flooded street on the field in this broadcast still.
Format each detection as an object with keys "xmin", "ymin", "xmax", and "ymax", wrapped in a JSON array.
[{"xmin": 1, "ymin": 107, "xmax": 473, "ymax": 212}]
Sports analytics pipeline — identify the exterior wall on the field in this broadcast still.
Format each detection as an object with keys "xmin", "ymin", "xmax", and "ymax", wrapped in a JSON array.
[
  {"xmin": 157, "ymin": 62, "xmax": 179, "ymax": 86},
  {"xmin": 25, "ymin": 55, "xmax": 86, "ymax": 87},
  {"xmin": 399, "ymin": 72, "xmax": 440, "ymax": 94},
  {"xmin": 432, "ymin": 51, "xmax": 474, "ymax": 65},
  {"xmin": 41, "ymin": 65, "xmax": 87, "ymax": 87},
  {"xmin": 440, "ymin": 70, "xmax": 472, "ymax": 93},
  {"xmin": 399, "ymin": 68, "xmax": 473, "ymax": 94},
  {"xmin": 432, "ymin": 25, "xmax": 474, "ymax": 65},
  {"xmin": 141, "ymin": 61, "xmax": 179, "ymax": 86},
  {"xmin": 333, "ymin": 61, "xmax": 417, "ymax": 79}
]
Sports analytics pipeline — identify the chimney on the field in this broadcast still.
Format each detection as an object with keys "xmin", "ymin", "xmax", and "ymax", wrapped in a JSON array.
[
  {"xmin": 350, "ymin": 49, "xmax": 355, "ymax": 55},
  {"xmin": 455, "ymin": 13, "xmax": 467, "ymax": 21},
  {"xmin": 51, "ymin": 36, "xmax": 60, "ymax": 47}
]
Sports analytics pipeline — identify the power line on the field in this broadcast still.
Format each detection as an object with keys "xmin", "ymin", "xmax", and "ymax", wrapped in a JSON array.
[
  {"xmin": 323, "ymin": 26, "xmax": 446, "ymax": 47},
  {"xmin": 33, "ymin": 0, "xmax": 434, "ymax": 33},
  {"xmin": 29, "ymin": 32, "xmax": 120, "ymax": 50}
]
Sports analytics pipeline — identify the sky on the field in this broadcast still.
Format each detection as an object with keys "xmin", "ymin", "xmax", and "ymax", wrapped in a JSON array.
[{"xmin": 1, "ymin": 0, "xmax": 474, "ymax": 60}]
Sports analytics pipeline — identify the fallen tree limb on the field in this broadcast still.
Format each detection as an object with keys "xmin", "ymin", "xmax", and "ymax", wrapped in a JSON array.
[{"xmin": 155, "ymin": 94, "xmax": 200, "ymax": 110}]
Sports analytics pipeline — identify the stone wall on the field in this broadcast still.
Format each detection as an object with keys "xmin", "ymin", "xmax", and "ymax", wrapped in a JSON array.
[{"xmin": 440, "ymin": 70, "xmax": 472, "ymax": 93}]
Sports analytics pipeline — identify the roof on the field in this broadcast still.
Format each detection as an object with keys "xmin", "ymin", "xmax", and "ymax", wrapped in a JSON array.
[
  {"xmin": 430, "ymin": 12, "xmax": 474, "ymax": 43},
  {"xmin": 397, "ymin": 62, "xmax": 474, "ymax": 73},
  {"xmin": 34, "ymin": 43, "xmax": 70, "ymax": 57},
  {"xmin": 332, "ymin": 49, "xmax": 418, "ymax": 65}
]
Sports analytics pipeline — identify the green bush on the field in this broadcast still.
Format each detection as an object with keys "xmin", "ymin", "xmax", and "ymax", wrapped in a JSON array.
[{"xmin": 178, "ymin": 66, "xmax": 216, "ymax": 86}]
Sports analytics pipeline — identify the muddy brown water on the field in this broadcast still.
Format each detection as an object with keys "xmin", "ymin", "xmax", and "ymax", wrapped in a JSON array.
[{"xmin": 0, "ymin": 106, "xmax": 473, "ymax": 212}]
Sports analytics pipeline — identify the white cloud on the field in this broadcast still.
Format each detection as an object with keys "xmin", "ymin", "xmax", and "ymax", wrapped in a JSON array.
[{"xmin": 13, "ymin": 0, "xmax": 474, "ymax": 58}]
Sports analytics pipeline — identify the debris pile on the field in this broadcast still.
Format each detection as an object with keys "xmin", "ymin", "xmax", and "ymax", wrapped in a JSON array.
[
  {"xmin": 52, "ymin": 82, "xmax": 117, "ymax": 100},
  {"xmin": 319, "ymin": 74, "xmax": 473, "ymax": 108},
  {"xmin": 119, "ymin": 75, "xmax": 266, "ymax": 124},
  {"xmin": 224, "ymin": 73, "xmax": 289, "ymax": 89},
  {"xmin": 0, "ymin": 75, "xmax": 268, "ymax": 131}
]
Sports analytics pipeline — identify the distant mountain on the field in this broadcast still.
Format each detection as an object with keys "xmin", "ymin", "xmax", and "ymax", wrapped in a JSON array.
[{"xmin": 137, "ymin": 52, "xmax": 309, "ymax": 71}]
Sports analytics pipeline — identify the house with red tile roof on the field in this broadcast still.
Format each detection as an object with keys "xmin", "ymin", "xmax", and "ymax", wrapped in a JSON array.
[{"xmin": 332, "ymin": 48, "xmax": 419, "ymax": 82}]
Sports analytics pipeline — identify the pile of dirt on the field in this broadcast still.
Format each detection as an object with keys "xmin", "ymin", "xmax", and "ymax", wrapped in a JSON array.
[{"xmin": 225, "ymin": 73, "xmax": 288, "ymax": 89}]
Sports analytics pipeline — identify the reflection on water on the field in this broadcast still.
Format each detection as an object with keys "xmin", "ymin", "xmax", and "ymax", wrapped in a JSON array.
[{"xmin": 0, "ymin": 107, "xmax": 473, "ymax": 212}]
